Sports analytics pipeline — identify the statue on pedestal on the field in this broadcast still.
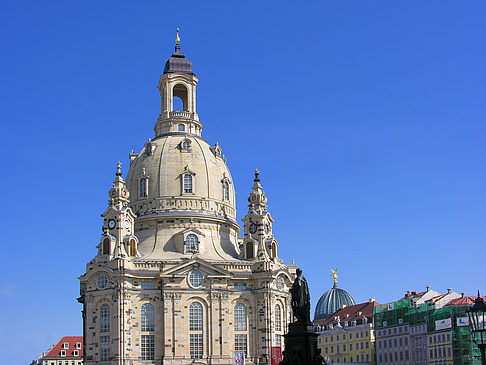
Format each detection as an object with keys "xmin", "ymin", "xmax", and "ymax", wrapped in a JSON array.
[{"xmin": 290, "ymin": 268, "xmax": 311, "ymax": 324}]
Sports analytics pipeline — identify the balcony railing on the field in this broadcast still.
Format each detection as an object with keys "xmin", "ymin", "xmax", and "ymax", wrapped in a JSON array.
[{"xmin": 170, "ymin": 110, "xmax": 192, "ymax": 119}]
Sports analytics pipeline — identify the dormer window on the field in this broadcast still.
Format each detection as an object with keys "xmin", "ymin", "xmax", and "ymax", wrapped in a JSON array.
[
  {"xmin": 178, "ymin": 124, "xmax": 185, "ymax": 132},
  {"xmin": 73, "ymin": 350, "xmax": 79, "ymax": 356},
  {"xmin": 63, "ymin": 342, "xmax": 69, "ymax": 349},
  {"xmin": 184, "ymin": 174, "xmax": 193, "ymax": 193},
  {"xmin": 185, "ymin": 234, "xmax": 199, "ymax": 253},
  {"xmin": 75, "ymin": 342, "xmax": 81, "ymax": 349},
  {"xmin": 60, "ymin": 350, "xmax": 66, "ymax": 357},
  {"xmin": 223, "ymin": 181, "xmax": 230, "ymax": 200},
  {"xmin": 139, "ymin": 177, "xmax": 148, "ymax": 198},
  {"xmin": 181, "ymin": 139, "xmax": 191, "ymax": 152}
]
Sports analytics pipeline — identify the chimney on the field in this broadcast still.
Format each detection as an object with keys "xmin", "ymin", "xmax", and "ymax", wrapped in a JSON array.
[
  {"xmin": 447, "ymin": 288, "xmax": 451, "ymax": 294},
  {"xmin": 461, "ymin": 293, "xmax": 465, "ymax": 298},
  {"xmin": 426, "ymin": 285, "xmax": 430, "ymax": 292}
]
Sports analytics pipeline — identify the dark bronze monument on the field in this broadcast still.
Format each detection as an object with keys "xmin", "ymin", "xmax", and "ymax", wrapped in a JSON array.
[{"xmin": 280, "ymin": 268, "xmax": 326, "ymax": 365}]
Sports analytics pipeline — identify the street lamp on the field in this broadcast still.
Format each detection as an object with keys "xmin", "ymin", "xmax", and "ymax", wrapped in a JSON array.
[{"xmin": 468, "ymin": 291, "xmax": 486, "ymax": 365}]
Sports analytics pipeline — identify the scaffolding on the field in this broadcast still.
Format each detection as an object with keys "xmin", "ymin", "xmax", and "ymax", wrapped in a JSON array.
[{"xmin": 374, "ymin": 301, "xmax": 480, "ymax": 364}]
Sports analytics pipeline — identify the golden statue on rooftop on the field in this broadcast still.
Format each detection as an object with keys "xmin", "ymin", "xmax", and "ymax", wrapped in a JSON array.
[{"xmin": 332, "ymin": 268, "xmax": 338, "ymax": 286}]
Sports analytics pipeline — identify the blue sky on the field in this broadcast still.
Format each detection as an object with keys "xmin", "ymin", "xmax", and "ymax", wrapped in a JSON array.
[{"xmin": 1, "ymin": 1, "xmax": 485, "ymax": 363}]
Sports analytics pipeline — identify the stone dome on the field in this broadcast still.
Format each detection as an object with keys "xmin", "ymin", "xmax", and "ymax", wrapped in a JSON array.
[
  {"xmin": 314, "ymin": 283, "xmax": 356, "ymax": 322},
  {"xmin": 125, "ymin": 134, "xmax": 236, "ymax": 222}
]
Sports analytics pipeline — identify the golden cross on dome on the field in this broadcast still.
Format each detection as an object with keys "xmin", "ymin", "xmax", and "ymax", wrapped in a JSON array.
[{"xmin": 175, "ymin": 28, "xmax": 180, "ymax": 44}]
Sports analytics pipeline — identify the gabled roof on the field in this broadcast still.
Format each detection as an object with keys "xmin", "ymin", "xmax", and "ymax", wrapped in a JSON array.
[
  {"xmin": 43, "ymin": 336, "xmax": 83, "ymax": 359},
  {"xmin": 315, "ymin": 301, "xmax": 378, "ymax": 327},
  {"xmin": 445, "ymin": 296, "xmax": 486, "ymax": 307}
]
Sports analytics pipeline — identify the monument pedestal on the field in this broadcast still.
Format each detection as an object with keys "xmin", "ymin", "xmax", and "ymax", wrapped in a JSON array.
[{"xmin": 280, "ymin": 322, "xmax": 321, "ymax": 365}]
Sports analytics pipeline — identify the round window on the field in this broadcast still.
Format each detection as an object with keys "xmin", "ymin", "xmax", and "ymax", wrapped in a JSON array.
[
  {"xmin": 97, "ymin": 274, "xmax": 108, "ymax": 289},
  {"xmin": 189, "ymin": 271, "xmax": 203, "ymax": 288},
  {"xmin": 277, "ymin": 276, "xmax": 285, "ymax": 290}
]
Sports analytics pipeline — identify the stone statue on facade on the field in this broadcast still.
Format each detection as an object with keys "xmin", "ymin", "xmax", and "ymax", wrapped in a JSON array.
[{"xmin": 290, "ymin": 268, "xmax": 311, "ymax": 324}]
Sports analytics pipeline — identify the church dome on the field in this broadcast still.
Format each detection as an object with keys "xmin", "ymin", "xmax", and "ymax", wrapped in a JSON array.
[
  {"xmin": 125, "ymin": 135, "xmax": 236, "ymax": 222},
  {"xmin": 314, "ymin": 273, "xmax": 355, "ymax": 322},
  {"xmin": 121, "ymin": 37, "xmax": 241, "ymax": 262}
]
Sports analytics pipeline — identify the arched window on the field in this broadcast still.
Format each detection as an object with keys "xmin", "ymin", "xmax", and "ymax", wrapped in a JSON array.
[
  {"xmin": 234, "ymin": 304, "xmax": 247, "ymax": 331},
  {"xmin": 246, "ymin": 243, "xmax": 253, "ymax": 259},
  {"xmin": 141, "ymin": 303, "xmax": 154, "ymax": 331},
  {"xmin": 189, "ymin": 302, "xmax": 203, "ymax": 359},
  {"xmin": 100, "ymin": 304, "xmax": 110, "ymax": 332},
  {"xmin": 223, "ymin": 181, "xmax": 230, "ymax": 200},
  {"xmin": 173, "ymin": 84, "xmax": 188, "ymax": 111},
  {"xmin": 272, "ymin": 242, "xmax": 277, "ymax": 257},
  {"xmin": 178, "ymin": 124, "xmax": 185, "ymax": 131},
  {"xmin": 139, "ymin": 178, "xmax": 147, "ymax": 198},
  {"xmin": 275, "ymin": 304, "xmax": 282, "ymax": 331},
  {"xmin": 234, "ymin": 304, "xmax": 248, "ymax": 356},
  {"xmin": 185, "ymin": 234, "xmax": 199, "ymax": 253},
  {"xmin": 102, "ymin": 238, "xmax": 110, "ymax": 255},
  {"xmin": 129, "ymin": 239, "xmax": 136, "ymax": 257},
  {"xmin": 183, "ymin": 174, "xmax": 193, "ymax": 193}
]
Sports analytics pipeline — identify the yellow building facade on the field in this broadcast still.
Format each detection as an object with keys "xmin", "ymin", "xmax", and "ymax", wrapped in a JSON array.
[{"xmin": 315, "ymin": 300, "xmax": 377, "ymax": 364}]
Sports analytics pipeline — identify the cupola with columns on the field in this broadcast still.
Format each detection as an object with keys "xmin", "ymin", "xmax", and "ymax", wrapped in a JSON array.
[
  {"xmin": 98, "ymin": 162, "xmax": 138, "ymax": 260},
  {"xmin": 154, "ymin": 29, "xmax": 201, "ymax": 137},
  {"xmin": 241, "ymin": 170, "xmax": 278, "ymax": 261}
]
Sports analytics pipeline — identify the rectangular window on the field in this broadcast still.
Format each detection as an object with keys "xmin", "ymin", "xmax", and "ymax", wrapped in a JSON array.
[
  {"xmin": 141, "ymin": 280, "xmax": 155, "ymax": 290},
  {"xmin": 235, "ymin": 334, "xmax": 248, "ymax": 356},
  {"xmin": 447, "ymin": 347, "xmax": 451, "ymax": 357},
  {"xmin": 366, "ymin": 342, "xmax": 369, "ymax": 349},
  {"xmin": 336, "ymin": 345, "xmax": 339, "ymax": 352},
  {"xmin": 184, "ymin": 174, "xmax": 193, "ymax": 193},
  {"xmin": 190, "ymin": 333, "xmax": 203, "ymax": 359},
  {"xmin": 73, "ymin": 350, "xmax": 79, "ymax": 356},
  {"xmin": 350, "ymin": 343, "xmax": 353, "ymax": 350},
  {"xmin": 404, "ymin": 337, "xmax": 408, "ymax": 346},
  {"xmin": 60, "ymin": 350, "xmax": 66, "ymax": 357},
  {"xmin": 141, "ymin": 335, "xmax": 155, "ymax": 360},
  {"xmin": 100, "ymin": 336, "xmax": 110, "ymax": 361},
  {"xmin": 342, "ymin": 344, "xmax": 346, "ymax": 352}
]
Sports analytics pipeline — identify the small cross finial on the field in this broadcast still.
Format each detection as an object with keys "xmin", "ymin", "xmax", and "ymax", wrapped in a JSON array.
[
  {"xmin": 176, "ymin": 28, "xmax": 180, "ymax": 44},
  {"xmin": 254, "ymin": 169, "xmax": 260, "ymax": 182},
  {"xmin": 116, "ymin": 161, "xmax": 122, "ymax": 176}
]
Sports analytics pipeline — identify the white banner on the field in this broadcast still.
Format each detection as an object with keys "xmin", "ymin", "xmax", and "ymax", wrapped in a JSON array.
[
  {"xmin": 233, "ymin": 352, "xmax": 245, "ymax": 365},
  {"xmin": 435, "ymin": 318, "xmax": 452, "ymax": 331},
  {"xmin": 457, "ymin": 317, "xmax": 469, "ymax": 327}
]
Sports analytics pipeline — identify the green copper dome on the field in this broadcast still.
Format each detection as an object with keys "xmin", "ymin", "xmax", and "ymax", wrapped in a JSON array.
[{"xmin": 314, "ymin": 283, "xmax": 355, "ymax": 322}]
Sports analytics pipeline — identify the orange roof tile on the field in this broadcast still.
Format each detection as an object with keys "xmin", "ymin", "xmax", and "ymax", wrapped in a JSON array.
[
  {"xmin": 314, "ymin": 301, "xmax": 378, "ymax": 327},
  {"xmin": 43, "ymin": 336, "xmax": 83, "ymax": 359}
]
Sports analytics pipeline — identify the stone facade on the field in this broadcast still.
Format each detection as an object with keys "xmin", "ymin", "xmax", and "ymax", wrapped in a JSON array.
[{"xmin": 78, "ymin": 38, "xmax": 295, "ymax": 365}]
